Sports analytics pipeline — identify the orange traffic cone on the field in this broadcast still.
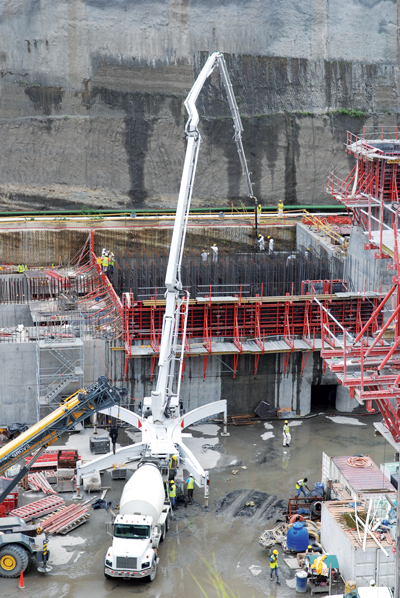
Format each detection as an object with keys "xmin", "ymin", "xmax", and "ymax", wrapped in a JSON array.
[{"xmin": 18, "ymin": 570, "xmax": 25, "ymax": 590}]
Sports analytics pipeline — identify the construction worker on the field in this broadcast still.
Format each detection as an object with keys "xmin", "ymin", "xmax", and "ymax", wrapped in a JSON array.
[
  {"xmin": 296, "ymin": 477, "xmax": 310, "ymax": 498},
  {"xmin": 109, "ymin": 252, "xmax": 115, "ymax": 275},
  {"xmin": 306, "ymin": 545, "xmax": 313, "ymax": 554},
  {"xmin": 286, "ymin": 253, "xmax": 296, "ymax": 266},
  {"xmin": 211, "ymin": 243, "xmax": 218, "ymax": 263},
  {"xmin": 277, "ymin": 200, "xmax": 284, "ymax": 217},
  {"xmin": 186, "ymin": 474, "xmax": 195, "ymax": 504},
  {"xmin": 268, "ymin": 236, "xmax": 274, "ymax": 255},
  {"xmin": 269, "ymin": 549, "xmax": 280, "ymax": 583},
  {"xmin": 101, "ymin": 252, "xmax": 109, "ymax": 273},
  {"xmin": 169, "ymin": 454, "xmax": 178, "ymax": 476},
  {"xmin": 257, "ymin": 234, "xmax": 265, "ymax": 251},
  {"xmin": 257, "ymin": 203, "xmax": 262, "ymax": 224},
  {"xmin": 169, "ymin": 480, "xmax": 176, "ymax": 508},
  {"xmin": 17, "ymin": 264, "xmax": 25, "ymax": 273},
  {"xmin": 283, "ymin": 420, "xmax": 291, "ymax": 447},
  {"xmin": 370, "ymin": 580, "xmax": 376, "ymax": 587},
  {"xmin": 201, "ymin": 249, "xmax": 209, "ymax": 262},
  {"xmin": 109, "ymin": 426, "xmax": 118, "ymax": 455},
  {"xmin": 305, "ymin": 247, "xmax": 310, "ymax": 260}
]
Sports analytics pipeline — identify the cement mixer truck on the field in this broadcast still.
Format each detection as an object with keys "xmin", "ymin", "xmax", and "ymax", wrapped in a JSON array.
[{"xmin": 104, "ymin": 459, "xmax": 171, "ymax": 581}]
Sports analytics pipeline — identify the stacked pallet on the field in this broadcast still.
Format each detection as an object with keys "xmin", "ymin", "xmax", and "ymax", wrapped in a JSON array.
[
  {"xmin": 41, "ymin": 503, "xmax": 90, "ymax": 534},
  {"xmin": 10, "ymin": 496, "xmax": 65, "ymax": 521}
]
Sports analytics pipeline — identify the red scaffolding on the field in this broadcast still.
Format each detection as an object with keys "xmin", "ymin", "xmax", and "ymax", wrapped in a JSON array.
[{"xmin": 324, "ymin": 126, "xmax": 400, "ymax": 441}]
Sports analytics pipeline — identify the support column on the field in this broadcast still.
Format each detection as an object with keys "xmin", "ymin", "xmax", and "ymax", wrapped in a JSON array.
[{"xmin": 335, "ymin": 384, "xmax": 355, "ymax": 412}]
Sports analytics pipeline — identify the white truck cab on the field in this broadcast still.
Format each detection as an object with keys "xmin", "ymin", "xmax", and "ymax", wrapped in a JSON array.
[
  {"xmin": 104, "ymin": 461, "xmax": 171, "ymax": 582},
  {"xmin": 104, "ymin": 514, "xmax": 161, "ymax": 581}
]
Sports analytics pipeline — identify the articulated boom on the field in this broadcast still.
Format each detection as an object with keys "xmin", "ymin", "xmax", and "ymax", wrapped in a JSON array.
[{"xmin": 144, "ymin": 51, "xmax": 254, "ymax": 425}]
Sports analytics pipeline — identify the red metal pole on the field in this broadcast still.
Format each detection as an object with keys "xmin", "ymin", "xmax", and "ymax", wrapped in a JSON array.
[
  {"xmin": 353, "ymin": 285, "xmax": 396, "ymax": 344},
  {"xmin": 365, "ymin": 302, "xmax": 400, "ymax": 357}
]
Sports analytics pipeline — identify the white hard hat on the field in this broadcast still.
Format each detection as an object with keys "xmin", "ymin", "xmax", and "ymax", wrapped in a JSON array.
[{"xmin": 370, "ymin": 580, "xmax": 376, "ymax": 587}]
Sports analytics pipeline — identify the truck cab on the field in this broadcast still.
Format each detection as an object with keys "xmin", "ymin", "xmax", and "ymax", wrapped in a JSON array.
[{"xmin": 104, "ymin": 512, "xmax": 167, "ymax": 581}]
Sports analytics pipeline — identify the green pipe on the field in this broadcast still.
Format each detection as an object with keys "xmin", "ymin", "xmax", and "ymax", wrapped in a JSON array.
[{"xmin": 0, "ymin": 204, "xmax": 344, "ymax": 218}]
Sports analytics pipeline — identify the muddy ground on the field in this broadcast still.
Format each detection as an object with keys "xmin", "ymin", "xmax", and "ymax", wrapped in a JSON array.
[{"xmin": 1, "ymin": 413, "xmax": 393, "ymax": 598}]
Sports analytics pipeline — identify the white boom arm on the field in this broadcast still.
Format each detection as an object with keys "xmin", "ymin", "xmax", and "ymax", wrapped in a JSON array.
[
  {"xmin": 76, "ymin": 53, "xmax": 255, "ymax": 500},
  {"xmin": 145, "ymin": 52, "xmax": 254, "ymax": 424}
]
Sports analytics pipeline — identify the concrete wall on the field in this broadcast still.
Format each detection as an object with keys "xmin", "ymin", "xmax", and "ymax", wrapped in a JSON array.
[
  {"xmin": 0, "ymin": 1, "xmax": 399, "ymax": 209},
  {"xmin": 0, "ymin": 334, "xmax": 356, "ymax": 425},
  {"xmin": 0, "ymin": 342, "xmax": 37, "ymax": 425},
  {"xmin": 344, "ymin": 225, "xmax": 393, "ymax": 293}
]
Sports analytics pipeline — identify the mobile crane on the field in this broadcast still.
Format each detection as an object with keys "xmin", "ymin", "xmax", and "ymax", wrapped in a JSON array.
[
  {"xmin": 76, "ymin": 52, "xmax": 255, "ymax": 500},
  {"xmin": 0, "ymin": 377, "xmax": 127, "ymax": 578}
]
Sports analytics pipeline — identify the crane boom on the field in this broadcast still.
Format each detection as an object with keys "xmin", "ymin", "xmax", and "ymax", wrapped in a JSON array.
[
  {"xmin": 145, "ymin": 52, "xmax": 255, "ymax": 424},
  {"xmin": 0, "ymin": 377, "xmax": 127, "ymax": 482}
]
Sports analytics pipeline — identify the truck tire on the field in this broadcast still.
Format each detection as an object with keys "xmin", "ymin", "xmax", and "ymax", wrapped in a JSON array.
[
  {"xmin": 104, "ymin": 571, "xmax": 112, "ymax": 580},
  {"xmin": 0, "ymin": 545, "xmax": 29, "ymax": 578},
  {"xmin": 165, "ymin": 515, "xmax": 170, "ymax": 531},
  {"xmin": 149, "ymin": 561, "xmax": 157, "ymax": 582}
]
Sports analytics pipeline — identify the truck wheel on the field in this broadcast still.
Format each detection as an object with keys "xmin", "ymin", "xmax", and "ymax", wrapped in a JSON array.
[
  {"xmin": 165, "ymin": 515, "xmax": 170, "ymax": 531},
  {"xmin": 104, "ymin": 571, "xmax": 112, "ymax": 580},
  {"xmin": 0, "ymin": 545, "xmax": 29, "ymax": 578},
  {"xmin": 149, "ymin": 561, "xmax": 157, "ymax": 582}
]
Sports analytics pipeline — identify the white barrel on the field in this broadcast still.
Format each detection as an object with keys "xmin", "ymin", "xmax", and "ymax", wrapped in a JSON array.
[{"xmin": 120, "ymin": 464, "xmax": 165, "ymax": 523}]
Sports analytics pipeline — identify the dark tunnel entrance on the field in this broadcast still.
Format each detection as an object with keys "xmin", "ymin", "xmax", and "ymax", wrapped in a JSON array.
[{"xmin": 310, "ymin": 384, "xmax": 337, "ymax": 412}]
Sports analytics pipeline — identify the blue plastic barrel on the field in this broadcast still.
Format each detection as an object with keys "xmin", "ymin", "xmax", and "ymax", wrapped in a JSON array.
[
  {"xmin": 296, "ymin": 570, "xmax": 308, "ymax": 593},
  {"xmin": 286, "ymin": 522, "xmax": 309, "ymax": 552}
]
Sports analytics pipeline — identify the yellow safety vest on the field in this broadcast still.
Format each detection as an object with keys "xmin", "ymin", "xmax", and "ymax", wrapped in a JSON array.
[
  {"xmin": 186, "ymin": 477, "xmax": 195, "ymax": 490},
  {"xmin": 169, "ymin": 484, "xmax": 176, "ymax": 498},
  {"xmin": 17, "ymin": 265, "xmax": 24, "ymax": 273},
  {"xmin": 257, "ymin": 205, "xmax": 262, "ymax": 215},
  {"xmin": 102, "ymin": 256, "xmax": 109, "ymax": 267},
  {"xmin": 270, "ymin": 555, "xmax": 278, "ymax": 569},
  {"xmin": 169, "ymin": 457, "xmax": 177, "ymax": 468},
  {"xmin": 283, "ymin": 424, "xmax": 289, "ymax": 434},
  {"xmin": 296, "ymin": 479, "xmax": 305, "ymax": 490}
]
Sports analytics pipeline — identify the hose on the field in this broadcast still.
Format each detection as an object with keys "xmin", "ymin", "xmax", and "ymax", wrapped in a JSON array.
[
  {"xmin": 346, "ymin": 456, "xmax": 373, "ymax": 468},
  {"xmin": 311, "ymin": 501, "xmax": 322, "ymax": 516},
  {"xmin": 289, "ymin": 514, "xmax": 304, "ymax": 524},
  {"xmin": 307, "ymin": 529, "xmax": 320, "ymax": 541}
]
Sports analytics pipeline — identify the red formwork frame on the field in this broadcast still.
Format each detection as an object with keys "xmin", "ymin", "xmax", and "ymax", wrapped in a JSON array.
[
  {"xmin": 121, "ymin": 289, "xmax": 382, "ymax": 381},
  {"xmin": 322, "ymin": 128, "xmax": 400, "ymax": 441}
]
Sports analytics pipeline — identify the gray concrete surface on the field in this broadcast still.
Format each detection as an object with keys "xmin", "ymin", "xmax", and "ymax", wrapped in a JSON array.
[
  {"xmin": 0, "ymin": 1, "xmax": 398, "ymax": 209},
  {"xmin": 0, "ymin": 413, "xmax": 391, "ymax": 597}
]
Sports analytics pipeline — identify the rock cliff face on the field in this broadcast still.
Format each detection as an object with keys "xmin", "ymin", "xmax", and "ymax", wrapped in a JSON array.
[{"xmin": 0, "ymin": 0, "xmax": 399, "ymax": 210}]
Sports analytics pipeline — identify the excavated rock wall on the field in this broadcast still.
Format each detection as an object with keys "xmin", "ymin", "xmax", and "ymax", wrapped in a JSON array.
[{"xmin": 0, "ymin": 1, "xmax": 399, "ymax": 210}]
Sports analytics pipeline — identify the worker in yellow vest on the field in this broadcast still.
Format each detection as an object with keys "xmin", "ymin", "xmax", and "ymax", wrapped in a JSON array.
[
  {"xmin": 169, "ymin": 480, "xmax": 176, "ymax": 509},
  {"xmin": 17, "ymin": 264, "xmax": 24, "ymax": 273},
  {"xmin": 257, "ymin": 203, "xmax": 262, "ymax": 224},
  {"xmin": 186, "ymin": 474, "xmax": 195, "ymax": 504},
  {"xmin": 283, "ymin": 420, "xmax": 291, "ymax": 447},
  {"xmin": 277, "ymin": 200, "xmax": 284, "ymax": 217},
  {"xmin": 270, "ymin": 549, "xmax": 280, "ymax": 583},
  {"xmin": 296, "ymin": 477, "xmax": 310, "ymax": 497},
  {"xmin": 101, "ymin": 253, "xmax": 109, "ymax": 273}
]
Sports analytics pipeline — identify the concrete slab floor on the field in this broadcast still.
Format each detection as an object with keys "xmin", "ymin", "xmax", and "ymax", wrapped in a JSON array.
[{"xmin": 1, "ymin": 413, "xmax": 393, "ymax": 598}]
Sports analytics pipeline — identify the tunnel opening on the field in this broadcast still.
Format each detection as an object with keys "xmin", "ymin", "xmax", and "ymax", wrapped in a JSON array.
[{"xmin": 310, "ymin": 384, "xmax": 337, "ymax": 412}]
